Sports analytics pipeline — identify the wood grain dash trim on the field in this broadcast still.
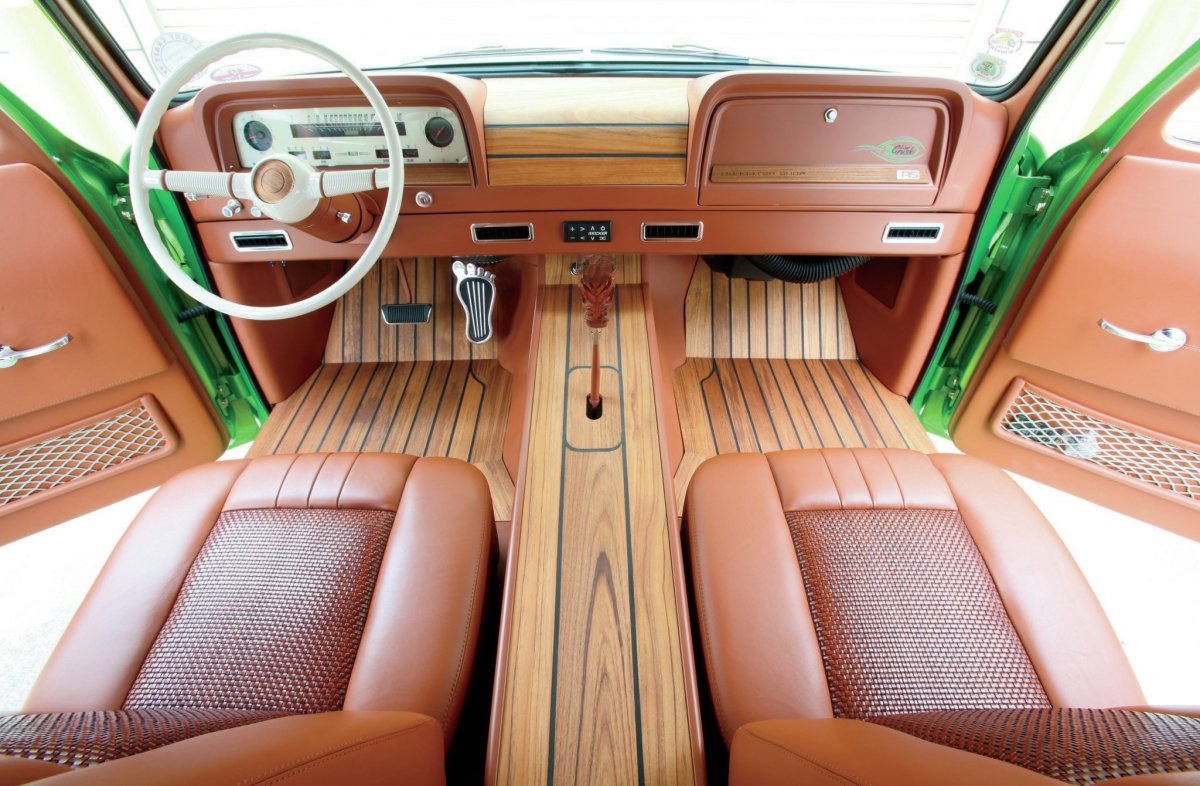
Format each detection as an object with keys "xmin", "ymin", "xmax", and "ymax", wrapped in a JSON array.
[
  {"xmin": 485, "ymin": 125, "xmax": 687, "ymax": 156},
  {"xmin": 488, "ymin": 156, "xmax": 687, "ymax": 186}
]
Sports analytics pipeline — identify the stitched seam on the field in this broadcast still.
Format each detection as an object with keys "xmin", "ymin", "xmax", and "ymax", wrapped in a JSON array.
[
  {"xmin": 818, "ymin": 451, "xmax": 845, "ymax": 508},
  {"xmin": 305, "ymin": 454, "xmax": 332, "ymax": 508},
  {"xmin": 237, "ymin": 717, "xmax": 436, "ymax": 785},
  {"xmin": 333, "ymin": 454, "xmax": 360, "ymax": 509},
  {"xmin": 880, "ymin": 451, "xmax": 907, "ymax": 509},
  {"xmin": 741, "ymin": 726, "xmax": 865, "ymax": 786},
  {"xmin": 847, "ymin": 450, "xmax": 875, "ymax": 508},
  {"xmin": 274, "ymin": 455, "xmax": 301, "ymax": 509}
]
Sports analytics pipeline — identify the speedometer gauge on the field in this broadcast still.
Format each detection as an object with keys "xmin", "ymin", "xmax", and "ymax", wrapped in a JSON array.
[{"xmin": 243, "ymin": 120, "xmax": 273, "ymax": 152}]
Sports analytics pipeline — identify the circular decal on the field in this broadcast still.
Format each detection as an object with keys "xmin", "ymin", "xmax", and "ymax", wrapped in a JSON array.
[
  {"xmin": 987, "ymin": 28, "xmax": 1024, "ymax": 55},
  {"xmin": 970, "ymin": 52, "xmax": 1007, "ymax": 83},
  {"xmin": 210, "ymin": 63, "xmax": 263, "ymax": 82},
  {"xmin": 150, "ymin": 32, "xmax": 202, "ymax": 79}
]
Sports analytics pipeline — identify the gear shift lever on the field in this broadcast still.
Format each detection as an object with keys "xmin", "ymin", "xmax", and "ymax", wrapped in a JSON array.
[{"xmin": 575, "ymin": 255, "xmax": 616, "ymax": 420}]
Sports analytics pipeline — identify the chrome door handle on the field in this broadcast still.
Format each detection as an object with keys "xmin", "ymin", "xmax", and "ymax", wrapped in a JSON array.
[
  {"xmin": 1098, "ymin": 319, "xmax": 1187, "ymax": 352},
  {"xmin": 0, "ymin": 333, "xmax": 72, "ymax": 368}
]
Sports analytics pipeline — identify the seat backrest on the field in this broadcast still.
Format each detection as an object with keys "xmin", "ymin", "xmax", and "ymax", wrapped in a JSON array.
[
  {"xmin": 684, "ymin": 449, "xmax": 1145, "ymax": 743},
  {"xmin": 24, "ymin": 453, "xmax": 494, "ymax": 742}
]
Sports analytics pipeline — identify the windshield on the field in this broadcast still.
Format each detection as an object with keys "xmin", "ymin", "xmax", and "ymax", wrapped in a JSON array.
[{"xmin": 81, "ymin": 0, "xmax": 1075, "ymax": 91}]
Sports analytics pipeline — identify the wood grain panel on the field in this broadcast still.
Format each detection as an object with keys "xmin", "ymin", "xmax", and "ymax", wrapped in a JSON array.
[
  {"xmin": 496, "ymin": 285, "xmax": 694, "ymax": 786},
  {"xmin": 406, "ymin": 163, "xmax": 472, "ymax": 186},
  {"xmin": 485, "ymin": 125, "xmax": 687, "ymax": 156},
  {"xmin": 671, "ymin": 358, "xmax": 933, "ymax": 508},
  {"xmin": 543, "ymin": 254, "xmax": 641, "ymax": 286},
  {"xmin": 248, "ymin": 359, "xmax": 513, "ymax": 520},
  {"xmin": 710, "ymin": 164, "xmax": 932, "ymax": 184},
  {"xmin": 483, "ymin": 78, "xmax": 689, "ymax": 126},
  {"xmin": 684, "ymin": 263, "xmax": 856, "ymax": 359},
  {"xmin": 488, "ymin": 157, "xmax": 686, "ymax": 186},
  {"xmin": 326, "ymin": 258, "xmax": 499, "ymax": 363}
]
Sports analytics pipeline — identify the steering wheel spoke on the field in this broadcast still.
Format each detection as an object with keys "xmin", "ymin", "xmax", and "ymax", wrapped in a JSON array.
[
  {"xmin": 141, "ymin": 170, "xmax": 254, "ymax": 200},
  {"xmin": 315, "ymin": 168, "xmax": 392, "ymax": 197}
]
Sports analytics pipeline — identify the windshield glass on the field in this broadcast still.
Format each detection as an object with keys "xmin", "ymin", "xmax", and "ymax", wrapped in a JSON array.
[{"xmin": 80, "ymin": 0, "xmax": 1074, "ymax": 91}]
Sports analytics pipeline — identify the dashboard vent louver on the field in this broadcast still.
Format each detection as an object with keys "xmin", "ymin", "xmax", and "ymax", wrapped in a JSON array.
[
  {"xmin": 641, "ymin": 222, "xmax": 703, "ymax": 241},
  {"xmin": 883, "ymin": 223, "xmax": 943, "ymax": 243},
  {"xmin": 471, "ymin": 223, "xmax": 534, "ymax": 243},
  {"xmin": 230, "ymin": 230, "xmax": 292, "ymax": 251}
]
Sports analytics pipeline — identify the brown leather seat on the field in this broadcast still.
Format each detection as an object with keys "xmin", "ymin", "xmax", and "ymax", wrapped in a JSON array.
[
  {"xmin": 0, "ymin": 453, "xmax": 495, "ymax": 786},
  {"xmin": 684, "ymin": 448, "xmax": 1200, "ymax": 785}
]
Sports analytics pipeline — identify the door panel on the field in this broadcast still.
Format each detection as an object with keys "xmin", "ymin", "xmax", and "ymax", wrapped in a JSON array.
[
  {"xmin": 1006, "ymin": 157, "xmax": 1200, "ymax": 417},
  {"xmin": 2, "ymin": 165, "xmax": 168, "ymax": 417},
  {"xmin": 953, "ymin": 70, "xmax": 1200, "ymax": 540},
  {"xmin": 0, "ymin": 116, "xmax": 226, "ymax": 545}
]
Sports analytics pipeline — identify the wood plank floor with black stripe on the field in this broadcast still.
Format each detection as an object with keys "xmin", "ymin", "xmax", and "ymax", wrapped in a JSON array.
[
  {"xmin": 250, "ymin": 258, "xmax": 514, "ymax": 520},
  {"xmin": 672, "ymin": 263, "xmax": 933, "ymax": 507}
]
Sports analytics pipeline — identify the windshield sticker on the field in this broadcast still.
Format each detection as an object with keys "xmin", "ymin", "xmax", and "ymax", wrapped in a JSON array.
[
  {"xmin": 987, "ymin": 28, "xmax": 1024, "ymax": 55},
  {"xmin": 150, "ymin": 32, "xmax": 203, "ymax": 79},
  {"xmin": 210, "ymin": 64, "xmax": 263, "ymax": 82},
  {"xmin": 970, "ymin": 52, "xmax": 1007, "ymax": 82},
  {"xmin": 853, "ymin": 137, "xmax": 925, "ymax": 163}
]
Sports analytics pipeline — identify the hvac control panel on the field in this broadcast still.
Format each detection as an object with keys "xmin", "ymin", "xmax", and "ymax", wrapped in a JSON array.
[{"xmin": 563, "ymin": 220, "xmax": 612, "ymax": 243}]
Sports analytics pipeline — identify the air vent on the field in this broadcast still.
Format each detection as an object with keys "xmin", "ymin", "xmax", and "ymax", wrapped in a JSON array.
[
  {"xmin": 230, "ymin": 230, "xmax": 292, "ymax": 251},
  {"xmin": 471, "ymin": 223, "xmax": 533, "ymax": 243},
  {"xmin": 882, "ymin": 223, "xmax": 943, "ymax": 243},
  {"xmin": 641, "ymin": 222, "xmax": 703, "ymax": 241}
]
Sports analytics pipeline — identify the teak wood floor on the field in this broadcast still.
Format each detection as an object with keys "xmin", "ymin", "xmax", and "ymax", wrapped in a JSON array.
[
  {"xmin": 249, "ymin": 360, "xmax": 513, "ymax": 520},
  {"xmin": 672, "ymin": 262, "xmax": 932, "ymax": 508},
  {"xmin": 494, "ymin": 284, "xmax": 695, "ymax": 786}
]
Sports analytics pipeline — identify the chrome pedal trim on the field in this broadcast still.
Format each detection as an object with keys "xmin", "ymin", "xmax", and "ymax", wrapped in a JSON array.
[{"xmin": 452, "ymin": 260, "xmax": 497, "ymax": 344}]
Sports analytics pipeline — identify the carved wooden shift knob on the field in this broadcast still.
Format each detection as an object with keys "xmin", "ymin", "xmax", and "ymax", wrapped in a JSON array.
[{"xmin": 577, "ymin": 255, "xmax": 616, "ymax": 329}]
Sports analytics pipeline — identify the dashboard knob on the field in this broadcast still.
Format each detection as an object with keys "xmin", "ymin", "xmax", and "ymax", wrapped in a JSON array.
[
  {"xmin": 824, "ymin": 107, "xmax": 838, "ymax": 124},
  {"xmin": 221, "ymin": 199, "xmax": 242, "ymax": 218},
  {"xmin": 415, "ymin": 191, "xmax": 434, "ymax": 208}
]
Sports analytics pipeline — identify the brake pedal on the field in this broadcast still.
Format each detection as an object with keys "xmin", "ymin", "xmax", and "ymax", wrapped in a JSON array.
[
  {"xmin": 452, "ymin": 260, "xmax": 496, "ymax": 344},
  {"xmin": 380, "ymin": 303, "xmax": 433, "ymax": 325}
]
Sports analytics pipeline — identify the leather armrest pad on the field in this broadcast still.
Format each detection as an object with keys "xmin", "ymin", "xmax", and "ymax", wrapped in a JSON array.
[
  {"xmin": 35, "ymin": 712, "xmax": 444, "ymax": 786},
  {"xmin": 729, "ymin": 719, "xmax": 1059, "ymax": 786}
]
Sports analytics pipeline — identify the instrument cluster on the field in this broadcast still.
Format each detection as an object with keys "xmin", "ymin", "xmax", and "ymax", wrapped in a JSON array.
[{"xmin": 231, "ymin": 106, "xmax": 468, "ymax": 168}]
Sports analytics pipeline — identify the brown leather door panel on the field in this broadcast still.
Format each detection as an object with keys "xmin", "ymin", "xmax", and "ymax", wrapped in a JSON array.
[
  {"xmin": 1, "ymin": 164, "xmax": 168, "ymax": 419},
  {"xmin": 952, "ymin": 71, "xmax": 1200, "ymax": 540},
  {"xmin": 0, "ymin": 120, "xmax": 226, "ymax": 544},
  {"xmin": 1007, "ymin": 157, "xmax": 1200, "ymax": 417}
]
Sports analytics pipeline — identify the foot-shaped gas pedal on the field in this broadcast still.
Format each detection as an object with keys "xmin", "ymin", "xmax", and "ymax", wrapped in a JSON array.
[{"xmin": 452, "ymin": 260, "xmax": 496, "ymax": 344}]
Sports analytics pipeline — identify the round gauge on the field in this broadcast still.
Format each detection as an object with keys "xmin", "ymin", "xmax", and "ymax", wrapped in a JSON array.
[
  {"xmin": 424, "ymin": 116, "xmax": 455, "ymax": 148},
  {"xmin": 243, "ymin": 120, "xmax": 273, "ymax": 152}
]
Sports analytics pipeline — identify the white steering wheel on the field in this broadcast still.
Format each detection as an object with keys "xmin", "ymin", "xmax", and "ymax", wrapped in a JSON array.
[{"xmin": 129, "ymin": 33, "xmax": 403, "ymax": 321}]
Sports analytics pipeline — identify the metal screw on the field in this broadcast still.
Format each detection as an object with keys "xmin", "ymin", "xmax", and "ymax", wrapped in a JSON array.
[
  {"xmin": 415, "ymin": 191, "xmax": 434, "ymax": 208},
  {"xmin": 336, "ymin": 211, "xmax": 352, "ymax": 224},
  {"xmin": 221, "ymin": 199, "xmax": 242, "ymax": 218},
  {"xmin": 824, "ymin": 107, "xmax": 838, "ymax": 124}
]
